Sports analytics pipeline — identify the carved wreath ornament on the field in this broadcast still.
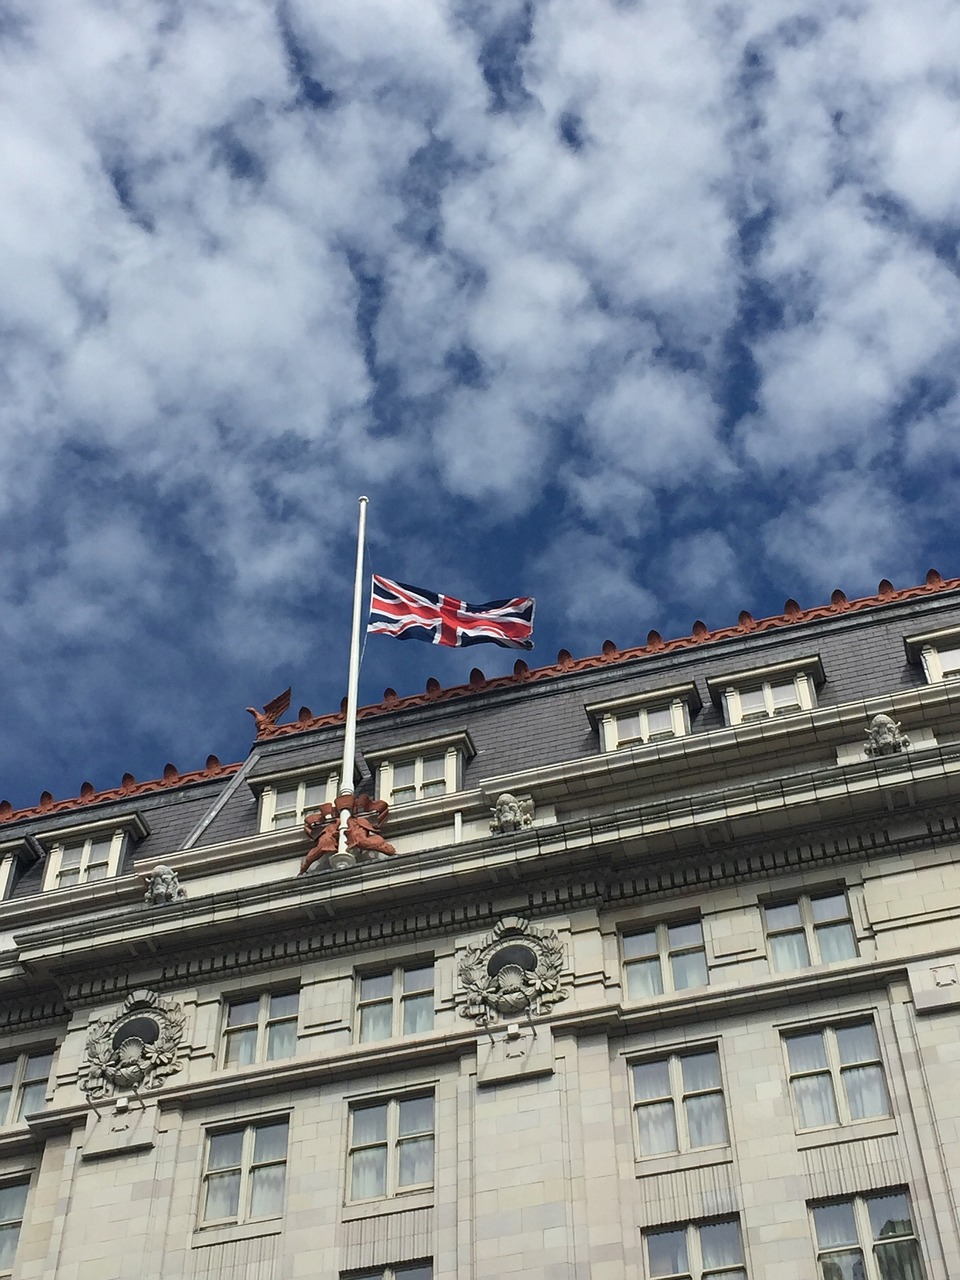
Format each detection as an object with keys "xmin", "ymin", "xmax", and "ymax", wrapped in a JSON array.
[
  {"xmin": 81, "ymin": 989, "xmax": 186, "ymax": 1101},
  {"xmin": 458, "ymin": 916, "xmax": 568, "ymax": 1025}
]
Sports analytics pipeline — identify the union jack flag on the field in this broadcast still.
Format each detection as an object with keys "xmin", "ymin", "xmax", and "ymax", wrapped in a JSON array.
[{"xmin": 367, "ymin": 575, "xmax": 535, "ymax": 649}]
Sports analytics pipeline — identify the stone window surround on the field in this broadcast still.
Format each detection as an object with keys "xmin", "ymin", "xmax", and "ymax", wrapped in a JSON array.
[
  {"xmin": 198, "ymin": 1114, "xmax": 289, "ymax": 1229},
  {"xmin": 0, "ymin": 1049, "xmax": 53, "ymax": 1128},
  {"xmin": 585, "ymin": 682, "xmax": 702, "ymax": 752},
  {"xmin": 809, "ymin": 1189, "xmax": 927, "ymax": 1280},
  {"xmin": 706, "ymin": 655, "xmax": 825, "ymax": 727},
  {"xmin": 643, "ymin": 1215, "xmax": 747, "ymax": 1280},
  {"xmin": 620, "ymin": 918, "xmax": 709, "ymax": 1000},
  {"xmin": 365, "ymin": 733, "xmax": 476, "ymax": 810},
  {"xmin": 905, "ymin": 625, "xmax": 960, "ymax": 684},
  {"xmin": 355, "ymin": 961, "xmax": 435, "ymax": 1044},
  {"xmin": 346, "ymin": 1091, "xmax": 435, "ymax": 1203},
  {"xmin": 761, "ymin": 886, "xmax": 859, "ymax": 973},
  {"xmin": 0, "ymin": 836, "xmax": 42, "ymax": 903},
  {"xmin": 251, "ymin": 758, "xmax": 345, "ymax": 833},
  {"xmin": 628, "ymin": 1044, "xmax": 729, "ymax": 1161},
  {"xmin": 220, "ymin": 989, "xmax": 300, "ymax": 1068},
  {"xmin": 0, "ymin": 1176, "xmax": 31, "ymax": 1276},
  {"xmin": 34, "ymin": 813, "xmax": 148, "ymax": 893},
  {"xmin": 781, "ymin": 1019, "xmax": 891, "ymax": 1133}
]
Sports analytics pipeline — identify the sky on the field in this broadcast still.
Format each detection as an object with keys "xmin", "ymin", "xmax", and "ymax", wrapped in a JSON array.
[{"xmin": 2, "ymin": 0, "xmax": 960, "ymax": 809}]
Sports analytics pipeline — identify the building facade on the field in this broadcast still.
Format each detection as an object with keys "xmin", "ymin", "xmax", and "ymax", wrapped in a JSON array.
[{"xmin": 2, "ymin": 574, "xmax": 960, "ymax": 1278}]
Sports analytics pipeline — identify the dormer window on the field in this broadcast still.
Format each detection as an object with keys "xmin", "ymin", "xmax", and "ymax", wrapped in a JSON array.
[
  {"xmin": 586, "ymin": 684, "xmax": 701, "ymax": 752},
  {"xmin": 253, "ymin": 761, "xmax": 342, "ymax": 833},
  {"xmin": 905, "ymin": 626, "xmax": 960, "ymax": 684},
  {"xmin": 366, "ymin": 733, "xmax": 475, "ymax": 809},
  {"xmin": 36, "ymin": 814, "xmax": 147, "ymax": 892},
  {"xmin": 707, "ymin": 657, "xmax": 824, "ymax": 727}
]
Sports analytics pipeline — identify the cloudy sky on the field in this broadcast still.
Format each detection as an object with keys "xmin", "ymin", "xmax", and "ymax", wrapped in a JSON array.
[{"xmin": 2, "ymin": 0, "xmax": 960, "ymax": 809}]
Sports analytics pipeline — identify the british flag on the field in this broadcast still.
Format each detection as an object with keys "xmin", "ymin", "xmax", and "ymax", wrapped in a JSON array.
[{"xmin": 367, "ymin": 575, "xmax": 535, "ymax": 649}]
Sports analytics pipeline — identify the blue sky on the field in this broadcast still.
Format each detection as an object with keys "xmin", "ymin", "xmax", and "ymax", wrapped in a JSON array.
[{"xmin": 2, "ymin": 0, "xmax": 960, "ymax": 809}]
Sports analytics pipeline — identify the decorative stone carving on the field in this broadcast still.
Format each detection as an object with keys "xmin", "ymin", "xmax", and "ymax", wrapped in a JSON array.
[
  {"xmin": 246, "ymin": 686, "xmax": 292, "ymax": 737},
  {"xmin": 864, "ymin": 713, "xmax": 910, "ymax": 757},
  {"xmin": 458, "ymin": 916, "xmax": 568, "ymax": 1024},
  {"xmin": 299, "ymin": 793, "xmax": 397, "ymax": 876},
  {"xmin": 143, "ymin": 865, "xmax": 187, "ymax": 905},
  {"xmin": 80, "ymin": 989, "xmax": 186, "ymax": 1101},
  {"xmin": 490, "ymin": 793, "xmax": 535, "ymax": 835}
]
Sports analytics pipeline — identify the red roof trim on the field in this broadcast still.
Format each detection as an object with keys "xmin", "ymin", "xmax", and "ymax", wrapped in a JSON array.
[{"xmin": 2, "ymin": 572, "xmax": 956, "ymax": 825}]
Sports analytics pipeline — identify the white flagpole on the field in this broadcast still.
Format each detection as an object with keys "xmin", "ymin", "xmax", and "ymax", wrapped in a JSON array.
[{"xmin": 338, "ymin": 495, "xmax": 369, "ymax": 856}]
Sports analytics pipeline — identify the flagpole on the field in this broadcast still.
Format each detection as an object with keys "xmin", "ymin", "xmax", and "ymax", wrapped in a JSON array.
[{"xmin": 338, "ymin": 495, "xmax": 368, "ymax": 857}]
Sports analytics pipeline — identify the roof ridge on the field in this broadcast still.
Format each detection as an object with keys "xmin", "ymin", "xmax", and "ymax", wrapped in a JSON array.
[{"xmin": 2, "ymin": 571, "xmax": 955, "ymax": 825}]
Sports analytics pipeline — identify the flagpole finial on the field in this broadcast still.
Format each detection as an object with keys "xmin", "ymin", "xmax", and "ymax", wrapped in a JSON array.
[{"xmin": 359, "ymin": 495, "xmax": 369, "ymax": 503}]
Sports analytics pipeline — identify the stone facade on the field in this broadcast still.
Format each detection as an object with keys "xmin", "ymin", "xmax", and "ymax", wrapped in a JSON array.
[{"xmin": 2, "ymin": 580, "xmax": 960, "ymax": 1277}]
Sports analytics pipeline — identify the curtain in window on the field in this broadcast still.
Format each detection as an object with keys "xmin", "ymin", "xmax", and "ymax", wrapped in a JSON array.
[
  {"xmin": 843, "ymin": 1065, "xmax": 889, "ymax": 1119},
  {"xmin": 646, "ymin": 1228, "xmax": 687, "ymax": 1276},
  {"xmin": 874, "ymin": 1241, "xmax": 925, "ymax": 1280},
  {"xmin": 771, "ymin": 932, "xmax": 811, "ymax": 971},
  {"xmin": 700, "ymin": 1220, "xmax": 743, "ymax": 1268},
  {"xmin": 637, "ymin": 1102, "xmax": 678, "ymax": 1155},
  {"xmin": 793, "ymin": 1074, "xmax": 839, "ymax": 1127}
]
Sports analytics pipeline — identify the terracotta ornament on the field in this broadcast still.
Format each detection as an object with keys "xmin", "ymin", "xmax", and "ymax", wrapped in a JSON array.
[
  {"xmin": 246, "ymin": 687, "xmax": 292, "ymax": 737},
  {"xmin": 299, "ymin": 793, "xmax": 397, "ymax": 875}
]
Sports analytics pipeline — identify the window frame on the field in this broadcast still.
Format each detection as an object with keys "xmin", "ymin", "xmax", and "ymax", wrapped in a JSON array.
[
  {"xmin": 0, "ymin": 1049, "xmax": 52, "ymax": 1127},
  {"xmin": 643, "ymin": 1215, "xmax": 747, "ymax": 1279},
  {"xmin": 221, "ymin": 989, "xmax": 300, "ymax": 1068},
  {"xmin": 36, "ymin": 814, "xmax": 146, "ymax": 892},
  {"xmin": 707, "ymin": 657, "xmax": 823, "ymax": 727},
  {"xmin": 782, "ymin": 1020, "xmax": 891, "ymax": 1133},
  {"xmin": 347, "ymin": 1092, "xmax": 435, "ymax": 1203},
  {"xmin": 345, "ymin": 1265, "xmax": 433, "ymax": 1280},
  {"xmin": 810, "ymin": 1189, "xmax": 927, "ymax": 1280},
  {"xmin": 199, "ymin": 1116, "xmax": 289, "ymax": 1228},
  {"xmin": 906, "ymin": 626, "xmax": 960, "ymax": 683},
  {"xmin": 367, "ymin": 733, "xmax": 475, "ymax": 809},
  {"xmin": 586, "ymin": 683, "xmax": 701, "ymax": 752},
  {"xmin": 254, "ymin": 760, "xmax": 343, "ymax": 833},
  {"xmin": 0, "ymin": 1177, "xmax": 31, "ymax": 1276},
  {"xmin": 630, "ymin": 1045, "xmax": 729, "ymax": 1159},
  {"xmin": 621, "ymin": 918, "xmax": 709, "ymax": 1001},
  {"xmin": 763, "ymin": 888, "xmax": 859, "ymax": 972},
  {"xmin": 356, "ymin": 962, "xmax": 435, "ymax": 1044}
]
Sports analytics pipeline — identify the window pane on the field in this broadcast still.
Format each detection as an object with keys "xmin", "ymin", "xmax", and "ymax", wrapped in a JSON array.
[
  {"xmin": 793, "ymin": 1074, "xmax": 839, "ymax": 1128},
  {"xmin": 705, "ymin": 1271, "xmax": 746, "ymax": 1280},
  {"xmin": 23, "ymin": 1054, "xmax": 52, "ymax": 1082},
  {"xmin": 392, "ymin": 763, "xmax": 416, "ymax": 788},
  {"xmin": 252, "ymin": 1121, "xmax": 288, "ymax": 1164},
  {"xmin": 398, "ymin": 1135, "xmax": 434, "ymax": 1185},
  {"xmin": 266, "ymin": 1020, "xmax": 297, "ymax": 1061},
  {"xmin": 88, "ymin": 840, "xmax": 112, "ymax": 862},
  {"xmin": 700, "ymin": 1219, "xmax": 743, "ymax": 1267},
  {"xmin": 766, "ymin": 902, "xmax": 802, "ymax": 930},
  {"xmin": 249, "ymin": 1164, "xmax": 285, "ymax": 1218},
  {"xmin": 302, "ymin": 781, "xmax": 326, "ymax": 809},
  {"xmin": 668, "ymin": 921, "xmax": 702, "ymax": 950},
  {"xmin": 647, "ymin": 1228, "xmax": 688, "ymax": 1276},
  {"xmin": 681, "ymin": 1051, "xmax": 720, "ymax": 1092},
  {"xmin": 622, "ymin": 930, "xmax": 656, "ymax": 959},
  {"xmin": 398, "ymin": 1096, "xmax": 434, "ymax": 1137},
  {"xmin": 811, "ymin": 893, "xmax": 848, "ymax": 923},
  {"xmin": 402, "ymin": 993, "xmax": 434, "ymax": 1036},
  {"xmin": 836, "ymin": 1023, "xmax": 879, "ymax": 1065},
  {"xmin": 685, "ymin": 1093, "xmax": 727, "ymax": 1147},
  {"xmin": 939, "ymin": 645, "xmax": 960, "ymax": 674},
  {"xmin": 637, "ymin": 1102, "xmax": 678, "ymax": 1155},
  {"xmin": 204, "ymin": 1171, "xmax": 240, "ymax": 1221},
  {"xmin": 421, "ymin": 780, "xmax": 446, "ymax": 798},
  {"xmin": 633, "ymin": 1060, "xmax": 670, "ymax": 1101},
  {"xmin": 395, "ymin": 1266, "xmax": 434, "ymax": 1280},
  {"xmin": 671, "ymin": 950, "xmax": 707, "ymax": 990},
  {"xmin": 352, "ymin": 1105, "xmax": 388, "ymax": 1145},
  {"xmin": 269, "ymin": 992, "xmax": 299, "ymax": 1019},
  {"xmin": 224, "ymin": 1028, "xmax": 257, "ymax": 1067},
  {"xmin": 403, "ymin": 966, "xmax": 433, "ymax": 994},
  {"xmin": 646, "ymin": 707, "xmax": 674, "ymax": 737},
  {"xmin": 85, "ymin": 863, "xmax": 109, "ymax": 882},
  {"xmin": 814, "ymin": 1202, "xmax": 858, "ymax": 1248},
  {"xmin": 360, "ymin": 1004, "xmax": 393, "ymax": 1043},
  {"xmin": 0, "ymin": 1089, "xmax": 10, "ymax": 1124},
  {"xmin": 772, "ymin": 681, "xmax": 800, "ymax": 708},
  {"xmin": 16, "ymin": 1081, "xmax": 46, "ymax": 1120},
  {"xmin": 59, "ymin": 846, "xmax": 83, "ymax": 869},
  {"xmin": 0, "ymin": 1063, "xmax": 15, "ymax": 1088},
  {"xmin": 626, "ymin": 958, "xmax": 663, "ymax": 999},
  {"xmin": 875, "ymin": 1239, "xmax": 925, "ymax": 1280},
  {"xmin": 351, "ymin": 1148, "xmax": 386, "ymax": 1199},
  {"xmin": 817, "ymin": 923, "xmax": 858, "ymax": 963},
  {"xmin": 867, "ymin": 1194, "xmax": 913, "ymax": 1240},
  {"xmin": 616, "ymin": 713, "xmax": 643, "ymax": 742},
  {"xmin": 208, "ymin": 1131, "xmax": 243, "ymax": 1170},
  {"xmin": 740, "ymin": 688, "xmax": 767, "ymax": 716},
  {"xmin": 0, "ymin": 1182, "xmax": 28, "ymax": 1224},
  {"xmin": 58, "ymin": 869, "xmax": 81, "ymax": 887},
  {"xmin": 360, "ymin": 973, "xmax": 394, "ymax": 1001},
  {"xmin": 816, "ymin": 1250, "xmax": 865, "ymax": 1279},
  {"xmin": 421, "ymin": 756, "xmax": 445, "ymax": 781},
  {"xmin": 770, "ymin": 932, "xmax": 811, "ymax": 972},
  {"xmin": 0, "ymin": 1223, "xmax": 21, "ymax": 1270},
  {"xmin": 843, "ymin": 1066, "xmax": 890, "ymax": 1119},
  {"xmin": 785, "ymin": 1032, "xmax": 828, "ymax": 1072},
  {"xmin": 226, "ymin": 1000, "xmax": 259, "ymax": 1028}
]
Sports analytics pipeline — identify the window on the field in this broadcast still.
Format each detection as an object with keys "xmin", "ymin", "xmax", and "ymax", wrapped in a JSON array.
[
  {"xmin": 346, "ymin": 1265, "xmax": 432, "ymax": 1280},
  {"xmin": 631, "ymin": 1048, "xmax": 727, "ymax": 1157},
  {"xmin": 586, "ymin": 684, "xmax": 700, "ymax": 752},
  {"xmin": 357, "ymin": 964, "xmax": 434, "ymax": 1042},
  {"xmin": 0, "ymin": 1181, "xmax": 29, "ymax": 1273},
  {"xmin": 811, "ymin": 1191, "xmax": 926, "ymax": 1280},
  {"xmin": 222, "ymin": 991, "xmax": 299, "ymax": 1067},
  {"xmin": 622, "ymin": 920, "xmax": 708, "ymax": 999},
  {"xmin": 348, "ymin": 1094, "xmax": 434, "ymax": 1201},
  {"xmin": 907, "ymin": 627, "xmax": 960, "ymax": 684},
  {"xmin": 0, "ymin": 1051, "xmax": 52, "ymax": 1124},
  {"xmin": 783, "ymin": 1022, "xmax": 890, "ymax": 1130},
  {"xmin": 368, "ymin": 733, "xmax": 475, "ymax": 809},
  {"xmin": 708, "ymin": 658, "xmax": 823, "ymax": 727},
  {"xmin": 200, "ymin": 1118, "xmax": 288, "ymax": 1226},
  {"xmin": 764, "ymin": 890, "xmax": 858, "ymax": 972},
  {"xmin": 37, "ymin": 815, "xmax": 146, "ymax": 892},
  {"xmin": 256, "ymin": 764, "xmax": 341, "ymax": 832},
  {"xmin": 644, "ymin": 1217, "xmax": 746, "ymax": 1280}
]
